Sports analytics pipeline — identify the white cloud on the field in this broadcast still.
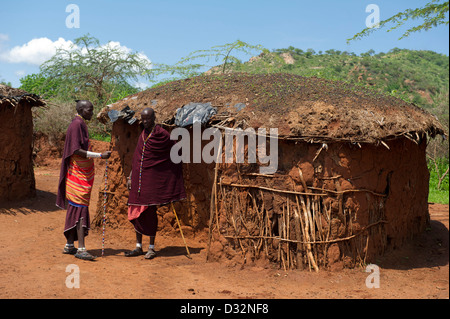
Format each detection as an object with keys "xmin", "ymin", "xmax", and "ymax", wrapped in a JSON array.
[
  {"xmin": 0, "ymin": 33, "xmax": 9, "ymax": 51},
  {"xmin": 15, "ymin": 70, "xmax": 26, "ymax": 77},
  {"xmin": 0, "ymin": 37, "xmax": 74, "ymax": 65},
  {"xmin": 105, "ymin": 41, "xmax": 131, "ymax": 54},
  {"xmin": 97, "ymin": 41, "xmax": 152, "ymax": 66},
  {"xmin": 0, "ymin": 37, "xmax": 152, "ymax": 73},
  {"xmin": 0, "ymin": 33, "xmax": 9, "ymax": 42},
  {"xmin": 134, "ymin": 81, "xmax": 150, "ymax": 90}
]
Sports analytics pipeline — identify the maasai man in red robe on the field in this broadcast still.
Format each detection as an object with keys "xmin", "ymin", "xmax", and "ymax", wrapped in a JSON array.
[
  {"xmin": 125, "ymin": 107, "xmax": 186, "ymax": 259},
  {"xmin": 57, "ymin": 100, "xmax": 111, "ymax": 261}
]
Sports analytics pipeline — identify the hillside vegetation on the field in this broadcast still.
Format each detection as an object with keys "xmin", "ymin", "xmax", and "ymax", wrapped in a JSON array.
[{"xmin": 227, "ymin": 48, "xmax": 447, "ymax": 112}]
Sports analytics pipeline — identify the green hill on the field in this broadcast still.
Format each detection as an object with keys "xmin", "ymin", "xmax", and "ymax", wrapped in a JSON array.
[{"xmin": 227, "ymin": 47, "xmax": 448, "ymax": 110}]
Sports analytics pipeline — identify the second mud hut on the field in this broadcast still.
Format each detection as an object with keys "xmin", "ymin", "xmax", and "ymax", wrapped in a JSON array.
[{"xmin": 0, "ymin": 85, "xmax": 46, "ymax": 202}]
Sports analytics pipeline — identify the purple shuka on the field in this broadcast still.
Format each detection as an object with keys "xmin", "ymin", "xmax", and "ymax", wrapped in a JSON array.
[
  {"xmin": 56, "ymin": 115, "xmax": 92, "ymax": 240},
  {"xmin": 128, "ymin": 125, "xmax": 186, "ymax": 236}
]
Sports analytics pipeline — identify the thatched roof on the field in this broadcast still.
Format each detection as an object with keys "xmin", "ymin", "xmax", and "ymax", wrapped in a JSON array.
[
  {"xmin": 0, "ymin": 84, "xmax": 46, "ymax": 108},
  {"xmin": 97, "ymin": 73, "xmax": 445, "ymax": 144}
]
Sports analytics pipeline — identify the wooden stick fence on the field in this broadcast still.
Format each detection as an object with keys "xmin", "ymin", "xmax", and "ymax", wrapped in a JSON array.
[{"xmin": 207, "ymin": 168, "xmax": 388, "ymax": 271}]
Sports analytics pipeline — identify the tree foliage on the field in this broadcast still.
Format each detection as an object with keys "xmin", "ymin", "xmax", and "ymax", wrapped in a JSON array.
[
  {"xmin": 39, "ymin": 34, "xmax": 152, "ymax": 106},
  {"xmin": 19, "ymin": 73, "xmax": 61, "ymax": 98},
  {"xmin": 347, "ymin": 0, "xmax": 449, "ymax": 42},
  {"xmin": 152, "ymin": 40, "xmax": 268, "ymax": 82},
  {"xmin": 0, "ymin": 75, "xmax": 12, "ymax": 87},
  {"xmin": 179, "ymin": 40, "xmax": 267, "ymax": 73}
]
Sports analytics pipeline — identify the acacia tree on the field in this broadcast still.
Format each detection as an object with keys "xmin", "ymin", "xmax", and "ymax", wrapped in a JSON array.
[
  {"xmin": 168, "ymin": 40, "xmax": 268, "ymax": 77},
  {"xmin": 348, "ymin": 0, "xmax": 449, "ymax": 42},
  {"xmin": 40, "ymin": 34, "xmax": 152, "ymax": 106},
  {"xmin": 184, "ymin": 40, "xmax": 267, "ymax": 73}
]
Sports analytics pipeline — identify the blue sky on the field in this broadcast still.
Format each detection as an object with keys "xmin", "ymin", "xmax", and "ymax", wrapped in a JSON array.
[{"xmin": 0, "ymin": 0, "xmax": 448, "ymax": 88}]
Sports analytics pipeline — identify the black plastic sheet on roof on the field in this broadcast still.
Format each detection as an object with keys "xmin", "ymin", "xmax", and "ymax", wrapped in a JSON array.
[{"xmin": 174, "ymin": 102, "xmax": 217, "ymax": 127}]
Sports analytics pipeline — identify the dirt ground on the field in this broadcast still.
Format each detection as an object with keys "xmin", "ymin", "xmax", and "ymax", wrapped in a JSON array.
[{"xmin": 0, "ymin": 157, "xmax": 448, "ymax": 300}]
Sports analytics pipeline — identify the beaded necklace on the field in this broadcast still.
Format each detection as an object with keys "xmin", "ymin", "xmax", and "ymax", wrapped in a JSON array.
[
  {"xmin": 102, "ymin": 159, "xmax": 108, "ymax": 257},
  {"xmin": 138, "ymin": 126, "xmax": 154, "ymax": 194}
]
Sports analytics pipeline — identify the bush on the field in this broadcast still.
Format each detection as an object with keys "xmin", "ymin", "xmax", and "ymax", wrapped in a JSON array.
[
  {"xmin": 428, "ymin": 158, "xmax": 449, "ymax": 204},
  {"xmin": 33, "ymin": 100, "xmax": 74, "ymax": 142},
  {"xmin": 33, "ymin": 100, "xmax": 111, "ymax": 144}
]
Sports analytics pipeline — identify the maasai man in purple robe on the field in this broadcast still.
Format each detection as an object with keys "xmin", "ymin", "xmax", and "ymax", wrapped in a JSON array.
[
  {"xmin": 56, "ymin": 100, "xmax": 111, "ymax": 261},
  {"xmin": 125, "ymin": 107, "xmax": 186, "ymax": 259}
]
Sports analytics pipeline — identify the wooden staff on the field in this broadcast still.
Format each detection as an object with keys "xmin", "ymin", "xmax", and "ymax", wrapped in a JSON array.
[
  {"xmin": 171, "ymin": 202, "xmax": 191, "ymax": 259},
  {"xmin": 206, "ymin": 133, "xmax": 223, "ymax": 261},
  {"xmin": 286, "ymin": 198, "xmax": 290, "ymax": 268}
]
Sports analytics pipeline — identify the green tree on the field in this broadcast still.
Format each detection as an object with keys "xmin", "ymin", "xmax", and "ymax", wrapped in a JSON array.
[
  {"xmin": 148, "ymin": 40, "xmax": 271, "ymax": 83},
  {"xmin": 19, "ymin": 73, "xmax": 61, "ymax": 98},
  {"xmin": 347, "ymin": 0, "xmax": 449, "ymax": 42},
  {"xmin": 40, "ymin": 34, "xmax": 152, "ymax": 106},
  {"xmin": 20, "ymin": 72, "xmax": 139, "ymax": 104},
  {"xmin": 361, "ymin": 49, "xmax": 376, "ymax": 57},
  {"xmin": 0, "ymin": 75, "xmax": 11, "ymax": 87},
  {"xmin": 175, "ymin": 40, "xmax": 267, "ymax": 74}
]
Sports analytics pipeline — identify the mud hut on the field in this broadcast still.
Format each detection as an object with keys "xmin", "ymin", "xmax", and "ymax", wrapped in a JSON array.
[
  {"xmin": 0, "ymin": 84, "xmax": 46, "ymax": 202},
  {"xmin": 94, "ymin": 73, "xmax": 445, "ymax": 270}
]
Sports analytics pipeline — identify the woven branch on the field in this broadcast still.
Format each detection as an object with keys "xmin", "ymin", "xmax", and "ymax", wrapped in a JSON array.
[
  {"xmin": 220, "ymin": 181, "xmax": 327, "ymax": 196},
  {"xmin": 224, "ymin": 220, "xmax": 388, "ymax": 244}
]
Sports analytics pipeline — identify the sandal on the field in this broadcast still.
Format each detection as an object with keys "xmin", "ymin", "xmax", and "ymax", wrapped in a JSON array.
[
  {"xmin": 145, "ymin": 248, "xmax": 156, "ymax": 260},
  {"xmin": 124, "ymin": 247, "xmax": 144, "ymax": 257},
  {"xmin": 63, "ymin": 245, "xmax": 77, "ymax": 255},
  {"xmin": 75, "ymin": 250, "xmax": 96, "ymax": 261}
]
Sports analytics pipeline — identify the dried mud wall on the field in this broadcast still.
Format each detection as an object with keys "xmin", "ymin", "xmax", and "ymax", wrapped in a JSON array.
[
  {"xmin": 0, "ymin": 102, "xmax": 36, "ymax": 202},
  {"xmin": 209, "ymin": 137, "xmax": 430, "ymax": 269},
  {"xmin": 93, "ymin": 121, "xmax": 430, "ymax": 269}
]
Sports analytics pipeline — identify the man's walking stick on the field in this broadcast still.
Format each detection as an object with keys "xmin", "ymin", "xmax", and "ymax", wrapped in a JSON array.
[{"xmin": 171, "ymin": 202, "xmax": 191, "ymax": 259}]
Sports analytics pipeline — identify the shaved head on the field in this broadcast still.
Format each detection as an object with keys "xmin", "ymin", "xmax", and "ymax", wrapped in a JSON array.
[
  {"xmin": 76, "ymin": 100, "xmax": 93, "ymax": 113},
  {"xmin": 141, "ymin": 107, "xmax": 155, "ymax": 130},
  {"xmin": 141, "ymin": 107, "xmax": 155, "ymax": 117},
  {"xmin": 76, "ymin": 100, "xmax": 94, "ymax": 121}
]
